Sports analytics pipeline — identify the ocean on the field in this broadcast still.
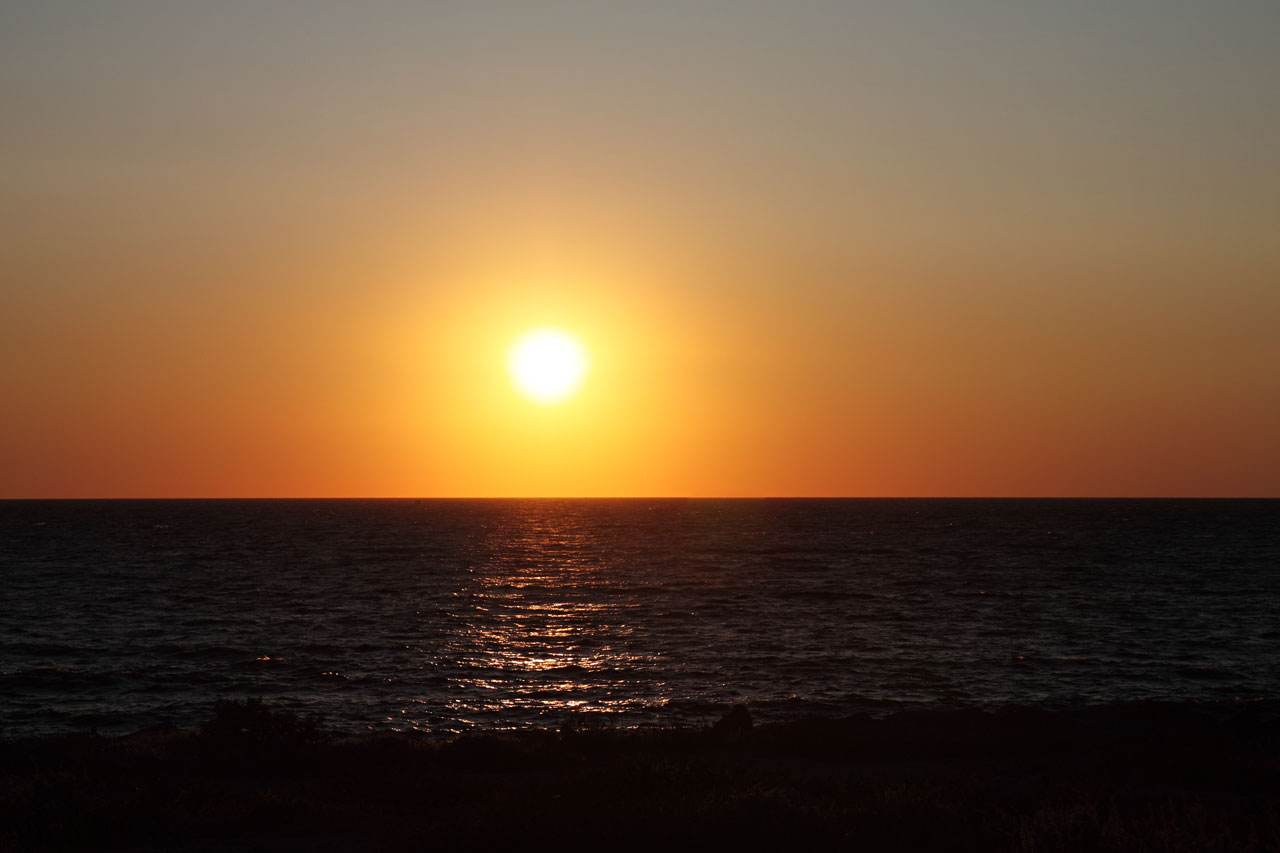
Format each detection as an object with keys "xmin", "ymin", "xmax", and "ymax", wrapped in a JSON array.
[{"xmin": 1, "ymin": 499, "xmax": 1276, "ymax": 737}]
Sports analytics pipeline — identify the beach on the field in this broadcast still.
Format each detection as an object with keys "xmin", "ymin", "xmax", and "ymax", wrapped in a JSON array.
[{"xmin": 4, "ymin": 699, "xmax": 1277, "ymax": 851}]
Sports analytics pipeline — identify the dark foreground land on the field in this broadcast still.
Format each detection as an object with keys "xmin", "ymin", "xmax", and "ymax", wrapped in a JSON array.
[{"xmin": 2, "ymin": 700, "xmax": 1278, "ymax": 852}]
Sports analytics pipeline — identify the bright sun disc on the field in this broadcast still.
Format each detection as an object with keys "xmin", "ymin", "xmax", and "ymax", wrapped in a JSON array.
[{"xmin": 507, "ymin": 327, "xmax": 589, "ymax": 404}]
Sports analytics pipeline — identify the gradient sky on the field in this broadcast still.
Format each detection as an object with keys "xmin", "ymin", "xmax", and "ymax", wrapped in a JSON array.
[{"xmin": 3, "ymin": 1, "xmax": 1278, "ymax": 497}]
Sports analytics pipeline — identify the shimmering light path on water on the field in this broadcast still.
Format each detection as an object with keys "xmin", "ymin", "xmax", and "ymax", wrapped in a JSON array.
[{"xmin": 2, "ymin": 499, "xmax": 1277, "ymax": 736}]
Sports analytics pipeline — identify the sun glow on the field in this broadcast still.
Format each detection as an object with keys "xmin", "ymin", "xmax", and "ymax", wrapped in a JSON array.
[{"xmin": 507, "ymin": 327, "xmax": 589, "ymax": 405}]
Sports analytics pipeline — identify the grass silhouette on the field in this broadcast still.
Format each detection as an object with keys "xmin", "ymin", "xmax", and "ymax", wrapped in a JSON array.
[{"xmin": 2, "ymin": 700, "xmax": 1277, "ymax": 850}]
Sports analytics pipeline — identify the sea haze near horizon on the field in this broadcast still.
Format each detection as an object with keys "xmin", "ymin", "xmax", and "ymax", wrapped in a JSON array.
[{"xmin": 2, "ymin": 499, "xmax": 1277, "ymax": 737}]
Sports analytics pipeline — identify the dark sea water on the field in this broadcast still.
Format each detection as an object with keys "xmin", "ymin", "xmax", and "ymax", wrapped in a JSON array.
[{"xmin": 1, "ymin": 499, "xmax": 1277, "ymax": 737}]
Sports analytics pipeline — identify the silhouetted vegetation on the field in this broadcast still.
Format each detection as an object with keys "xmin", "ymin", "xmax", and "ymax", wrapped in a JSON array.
[
  {"xmin": 199, "ymin": 697, "xmax": 327, "ymax": 771},
  {"xmin": 1, "ymin": 700, "xmax": 1277, "ymax": 850}
]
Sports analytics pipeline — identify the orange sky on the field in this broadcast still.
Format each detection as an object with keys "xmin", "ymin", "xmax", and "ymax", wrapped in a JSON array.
[{"xmin": 2, "ymin": 3, "xmax": 1278, "ymax": 497}]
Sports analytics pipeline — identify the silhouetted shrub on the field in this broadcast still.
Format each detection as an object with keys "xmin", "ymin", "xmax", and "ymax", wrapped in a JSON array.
[
  {"xmin": 560, "ymin": 710, "xmax": 619, "ymax": 738},
  {"xmin": 198, "ymin": 698, "xmax": 326, "ymax": 770},
  {"xmin": 713, "ymin": 705, "xmax": 754, "ymax": 741}
]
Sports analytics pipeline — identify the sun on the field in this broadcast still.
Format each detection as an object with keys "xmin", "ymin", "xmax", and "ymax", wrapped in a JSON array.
[{"xmin": 507, "ymin": 327, "xmax": 589, "ymax": 405}]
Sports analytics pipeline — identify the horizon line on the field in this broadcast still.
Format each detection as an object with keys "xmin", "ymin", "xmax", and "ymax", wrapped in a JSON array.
[{"xmin": 2, "ymin": 495, "xmax": 1277, "ymax": 501}]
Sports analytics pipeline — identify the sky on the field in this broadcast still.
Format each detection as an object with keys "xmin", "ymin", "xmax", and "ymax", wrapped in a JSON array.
[{"xmin": 2, "ymin": 1, "xmax": 1278, "ymax": 497}]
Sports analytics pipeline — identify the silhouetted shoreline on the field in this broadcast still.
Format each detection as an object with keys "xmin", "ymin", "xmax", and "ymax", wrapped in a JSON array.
[{"xmin": 3, "ymin": 699, "xmax": 1277, "ymax": 851}]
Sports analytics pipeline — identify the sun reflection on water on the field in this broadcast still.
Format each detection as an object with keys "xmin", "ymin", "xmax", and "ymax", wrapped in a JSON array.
[{"xmin": 411, "ymin": 503, "xmax": 666, "ymax": 732}]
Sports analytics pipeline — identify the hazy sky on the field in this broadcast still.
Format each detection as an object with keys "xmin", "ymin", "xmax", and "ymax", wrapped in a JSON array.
[{"xmin": 3, "ymin": 1, "xmax": 1278, "ymax": 497}]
